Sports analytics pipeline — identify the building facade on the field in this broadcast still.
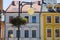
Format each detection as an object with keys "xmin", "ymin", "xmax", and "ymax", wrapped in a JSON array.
[
  {"xmin": 0, "ymin": 0, "xmax": 5, "ymax": 40},
  {"xmin": 42, "ymin": 0, "xmax": 57, "ymax": 12},
  {"xmin": 5, "ymin": 1, "xmax": 41, "ymax": 40},
  {"xmin": 41, "ymin": 0, "xmax": 60, "ymax": 39},
  {"xmin": 1, "ymin": 21, "xmax": 5, "ymax": 40},
  {"xmin": 0, "ymin": 0, "xmax": 3, "ymax": 10},
  {"xmin": 0, "ymin": 0, "xmax": 2, "ymax": 39},
  {"xmin": 41, "ymin": 13, "xmax": 60, "ymax": 40}
]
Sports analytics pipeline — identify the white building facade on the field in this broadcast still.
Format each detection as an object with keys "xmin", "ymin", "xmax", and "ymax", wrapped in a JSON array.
[
  {"xmin": 5, "ymin": 13, "xmax": 40, "ymax": 40},
  {"xmin": 4, "ymin": 1, "xmax": 41, "ymax": 40}
]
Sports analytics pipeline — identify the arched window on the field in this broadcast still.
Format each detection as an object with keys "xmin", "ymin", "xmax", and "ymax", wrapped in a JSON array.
[
  {"xmin": 48, "ymin": 7, "xmax": 55, "ymax": 12},
  {"xmin": 8, "ymin": 30, "xmax": 13, "ymax": 38},
  {"xmin": 56, "ymin": 7, "xmax": 60, "ymax": 12}
]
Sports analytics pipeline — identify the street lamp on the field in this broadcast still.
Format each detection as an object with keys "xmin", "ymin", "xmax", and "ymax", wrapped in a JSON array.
[
  {"xmin": 27, "ymin": 2, "xmax": 34, "ymax": 15},
  {"xmin": 18, "ymin": 1, "xmax": 40, "ymax": 40},
  {"xmin": 10, "ymin": 34, "xmax": 13, "ymax": 38},
  {"xmin": 8, "ymin": 34, "xmax": 13, "ymax": 40},
  {"xmin": 18, "ymin": 1, "xmax": 40, "ymax": 15},
  {"xmin": 12, "ymin": 1, "xmax": 40, "ymax": 40},
  {"xmin": 27, "ymin": 1, "xmax": 40, "ymax": 15},
  {"xmin": 28, "ymin": 8, "xmax": 34, "ymax": 15}
]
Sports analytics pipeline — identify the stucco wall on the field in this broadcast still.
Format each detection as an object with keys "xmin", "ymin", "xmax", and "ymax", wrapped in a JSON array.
[{"xmin": 5, "ymin": 13, "xmax": 40, "ymax": 40}]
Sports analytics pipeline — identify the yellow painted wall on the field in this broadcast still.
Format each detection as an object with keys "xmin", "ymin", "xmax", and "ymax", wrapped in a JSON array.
[
  {"xmin": 0, "ymin": 0, "xmax": 3, "ymax": 10},
  {"xmin": 41, "ymin": 12, "xmax": 60, "ymax": 40},
  {"xmin": 1, "ymin": 22, "xmax": 5, "ymax": 40},
  {"xmin": 0, "ymin": 0, "xmax": 2, "ymax": 39}
]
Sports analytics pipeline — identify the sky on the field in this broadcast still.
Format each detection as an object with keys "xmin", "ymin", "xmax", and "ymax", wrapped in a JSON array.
[
  {"xmin": 3, "ymin": 0, "xmax": 32, "ymax": 10},
  {"xmin": 3, "ymin": 0, "xmax": 60, "ymax": 10}
]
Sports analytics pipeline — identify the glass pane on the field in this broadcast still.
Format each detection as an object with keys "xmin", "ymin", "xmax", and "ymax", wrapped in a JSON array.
[
  {"xmin": 25, "ymin": 30, "xmax": 29, "ymax": 38},
  {"xmin": 56, "ymin": 7, "xmax": 60, "ymax": 12},
  {"xmin": 16, "ymin": 30, "xmax": 20, "ymax": 38},
  {"xmin": 8, "ymin": 30, "xmax": 13, "ymax": 38},
  {"xmin": 55, "ymin": 16, "xmax": 59, "ymax": 23},
  {"xmin": 25, "ymin": 16, "xmax": 29, "ymax": 23},
  {"xmin": 47, "ymin": 29, "xmax": 51, "ymax": 37},
  {"xmin": 32, "ymin": 30, "xmax": 36, "ymax": 38},
  {"xmin": 9, "ymin": 16, "xmax": 13, "ymax": 23},
  {"xmin": 55, "ymin": 29, "xmax": 59, "ymax": 37},
  {"xmin": 47, "ymin": 16, "xmax": 51, "ymax": 23},
  {"xmin": 32, "ymin": 16, "xmax": 36, "ymax": 23}
]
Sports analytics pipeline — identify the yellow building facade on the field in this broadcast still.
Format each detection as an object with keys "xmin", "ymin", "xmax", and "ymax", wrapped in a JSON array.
[
  {"xmin": 1, "ymin": 22, "xmax": 5, "ymax": 40},
  {"xmin": 0, "ymin": 0, "xmax": 3, "ymax": 10},
  {"xmin": 41, "ymin": 12, "xmax": 60, "ymax": 40},
  {"xmin": 0, "ymin": 0, "xmax": 5, "ymax": 40}
]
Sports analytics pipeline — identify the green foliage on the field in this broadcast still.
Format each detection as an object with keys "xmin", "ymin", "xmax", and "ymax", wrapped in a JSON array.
[{"xmin": 10, "ymin": 16, "xmax": 27, "ymax": 26}]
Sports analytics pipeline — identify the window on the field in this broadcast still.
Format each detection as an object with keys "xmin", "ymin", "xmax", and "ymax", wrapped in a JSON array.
[
  {"xmin": 8, "ymin": 30, "xmax": 13, "ymax": 38},
  {"xmin": 47, "ymin": 29, "xmax": 51, "ymax": 37},
  {"xmin": 55, "ymin": 29, "xmax": 60, "ymax": 37},
  {"xmin": 32, "ymin": 16, "xmax": 36, "ymax": 23},
  {"xmin": 9, "ymin": 16, "xmax": 13, "ymax": 23},
  {"xmin": 25, "ymin": 16, "xmax": 29, "ymax": 23},
  {"xmin": 16, "ymin": 30, "xmax": 20, "ymax": 38},
  {"xmin": 48, "ymin": 7, "xmax": 54, "ymax": 12},
  {"xmin": 55, "ymin": 16, "xmax": 59, "ymax": 23},
  {"xmin": 25, "ymin": 30, "xmax": 29, "ymax": 38},
  {"xmin": 56, "ymin": 7, "xmax": 60, "ymax": 12},
  {"xmin": 47, "ymin": 16, "xmax": 51, "ymax": 23},
  {"xmin": 32, "ymin": 30, "xmax": 36, "ymax": 38}
]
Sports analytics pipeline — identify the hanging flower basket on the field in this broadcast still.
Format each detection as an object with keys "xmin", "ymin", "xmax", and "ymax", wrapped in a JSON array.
[{"xmin": 10, "ymin": 16, "xmax": 27, "ymax": 26}]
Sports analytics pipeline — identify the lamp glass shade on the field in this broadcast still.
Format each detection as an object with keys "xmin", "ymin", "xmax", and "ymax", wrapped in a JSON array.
[
  {"xmin": 10, "ymin": 34, "xmax": 13, "ymax": 38},
  {"xmin": 28, "ymin": 8, "xmax": 34, "ymax": 15}
]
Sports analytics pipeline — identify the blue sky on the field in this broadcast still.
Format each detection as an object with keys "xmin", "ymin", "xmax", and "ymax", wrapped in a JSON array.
[
  {"xmin": 3, "ymin": 0, "xmax": 60, "ymax": 10},
  {"xmin": 3, "ymin": 0, "xmax": 32, "ymax": 10}
]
